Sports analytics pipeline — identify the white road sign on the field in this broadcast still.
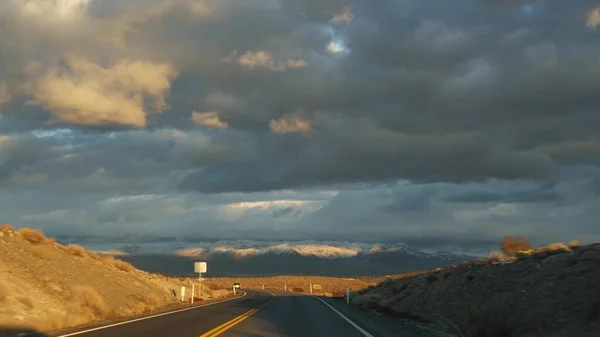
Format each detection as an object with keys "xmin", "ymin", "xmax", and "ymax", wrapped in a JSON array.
[
  {"xmin": 312, "ymin": 284, "xmax": 322, "ymax": 290},
  {"xmin": 194, "ymin": 262, "xmax": 207, "ymax": 273}
]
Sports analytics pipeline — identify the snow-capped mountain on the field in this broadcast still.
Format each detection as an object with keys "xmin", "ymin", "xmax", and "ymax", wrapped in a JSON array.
[
  {"xmin": 73, "ymin": 237, "xmax": 469, "ymax": 261},
  {"xmin": 55, "ymin": 236, "xmax": 475, "ymax": 276}
]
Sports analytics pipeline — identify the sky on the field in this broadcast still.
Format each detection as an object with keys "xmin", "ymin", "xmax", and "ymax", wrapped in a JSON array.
[{"xmin": 1, "ymin": 0, "xmax": 600, "ymax": 248}]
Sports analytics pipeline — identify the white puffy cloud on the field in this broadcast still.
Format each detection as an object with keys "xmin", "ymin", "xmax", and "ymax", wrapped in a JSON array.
[
  {"xmin": 25, "ymin": 56, "xmax": 177, "ymax": 127},
  {"xmin": 269, "ymin": 115, "xmax": 313, "ymax": 135},
  {"xmin": 191, "ymin": 111, "xmax": 228, "ymax": 128},
  {"xmin": 225, "ymin": 51, "xmax": 307, "ymax": 71},
  {"xmin": 329, "ymin": 7, "xmax": 353, "ymax": 24}
]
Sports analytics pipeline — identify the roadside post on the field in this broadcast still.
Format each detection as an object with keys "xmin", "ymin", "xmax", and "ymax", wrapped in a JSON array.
[
  {"xmin": 262, "ymin": 284, "xmax": 265, "ymax": 290},
  {"xmin": 233, "ymin": 285, "xmax": 236, "ymax": 295},
  {"xmin": 194, "ymin": 262, "xmax": 207, "ymax": 299},
  {"xmin": 310, "ymin": 283, "xmax": 313, "ymax": 294},
  {"xmin": 284, "ymin": 284, "xmax": 287, "ymax": 292},
  {"xmin": 192, "ymin": 284, "xmax": 195, "ymax": 304},
  {"xmin": 180, "ymin": 286, "xmax": 185, "ymax": 302},
  {"xmin": 346, "ymin": 286, "xmax": 349, "ymax": 304}
]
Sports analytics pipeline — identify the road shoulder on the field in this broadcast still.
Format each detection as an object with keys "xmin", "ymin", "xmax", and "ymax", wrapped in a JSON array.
[{"xmin": 315, "ymin": 296, "xmax": 446, "ymax": 337}]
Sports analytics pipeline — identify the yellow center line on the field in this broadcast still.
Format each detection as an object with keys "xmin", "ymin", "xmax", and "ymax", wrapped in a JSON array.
[{"xmin": 199, "ymin": 295, "xmax": 275, "ymax": 337}]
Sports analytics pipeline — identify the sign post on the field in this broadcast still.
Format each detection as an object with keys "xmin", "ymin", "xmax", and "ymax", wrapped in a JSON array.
[
  {"xmin": 310, "ymin": 283, "xmax": 313, "ymax": 294},
  {"xmin": 192, "ymin": 284, "xmax": 195, "ymax": 304},
  {"xmin": 194, "ymin": 262, "xmax": 207, "ymax": 299},
  {"xmin": 180, "ymin": 286, "xmax": 185, "ymax": 302}
]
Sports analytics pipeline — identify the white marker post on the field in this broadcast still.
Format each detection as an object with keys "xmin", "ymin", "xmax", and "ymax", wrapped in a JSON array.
[
  {"xmin": 233, "ymin": 285, "xmax": 236, "ymax": 295},
  {"xmin": 192, "ymin": 284, "xmax": 195, "ymax": 304},
  {"xmin": 180, "ymin": 286, "xmax": 185, "ymax": 302},
  {"xmin": 262, "ymin": 284, "xmax": 265, "ymax": 290},
  {"xmin": 310, "ymin": 283, "xmax": 313, "ymax": 294},
  {"xmin": 194, "ymin": 262, "xmax": 207, "ymax": 299},
  {"xmin": 284, "ymin": 284, "xmax": 287, "ymax": 292},
  {"xmin": 346, "ymin": 287, "xmax": 350, "ymax": 304}
]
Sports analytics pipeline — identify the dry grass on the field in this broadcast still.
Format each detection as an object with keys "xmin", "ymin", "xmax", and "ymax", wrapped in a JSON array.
[
  {"xmin": 114, "ymin": 259, "xmax": 136, "ymax": 272},
  {"xmin": 100, "ymin": 256, "xmax": 136, "ymax": 272},
  {"xmin": 69, "ymin": 285, "xmax": 109, "ymax": 317},
  {"xmin": 538, "ymin": 242, "xmax": 571, "ymax": 252},
  {"xmin": 62, "ymin": 244, "xmax": 87, "ymax": 257},
  {"xmin": 0, "ymin": 228, "xmax": 231, "ymax": 333},
  {"xmin": 488, "ymin": 251, "xmax": 506, "ymax": 262},
  {"xmin": 18, "ymin": 228, "xmax": 48, "ymax": 244},
  {"xmin": 204, "ymin": 275, "xmax": 382, "ymax": 294}
]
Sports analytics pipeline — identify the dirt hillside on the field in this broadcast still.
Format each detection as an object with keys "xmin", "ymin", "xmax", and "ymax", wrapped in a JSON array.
[
  {"xmin": 350, "ymin": 242, "xmax": 600, "ymax": 337},
  {"xmin": 0, "ymin": 225, "xmax": 229, "ymax": 332}
]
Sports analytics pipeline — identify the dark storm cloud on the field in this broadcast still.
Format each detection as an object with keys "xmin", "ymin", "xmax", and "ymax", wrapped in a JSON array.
[
  {"xmin": 2, "ymin": 0, "xmax": 600, "ymax": 194},
  {"xmin": 1, "ymin": 0, "xmax": 600, "ymax": 245}
]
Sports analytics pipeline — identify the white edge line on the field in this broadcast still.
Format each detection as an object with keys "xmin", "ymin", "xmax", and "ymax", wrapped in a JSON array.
[
  {"xmin": 57, "ymin": 292, "xmax": 247, "ymax": 337},
  {"xmin": 312, "ymin": 296, "xmax": 375, "ymax": 337}
]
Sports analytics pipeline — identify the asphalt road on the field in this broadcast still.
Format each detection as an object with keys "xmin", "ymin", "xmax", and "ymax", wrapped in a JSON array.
[{"xmin": 40, "ymin": 290, "xmax": 386, "ymax": 337}]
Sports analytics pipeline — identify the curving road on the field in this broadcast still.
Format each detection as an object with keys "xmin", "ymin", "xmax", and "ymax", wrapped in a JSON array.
[{"xmin": 44, "ymin": 290, "xmax": 396, "ymax": 337}]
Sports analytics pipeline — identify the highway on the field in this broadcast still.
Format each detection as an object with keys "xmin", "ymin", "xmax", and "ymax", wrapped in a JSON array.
[{"xmin": 49, "ymin": 290, "xmax": 390, "ymax": 337}]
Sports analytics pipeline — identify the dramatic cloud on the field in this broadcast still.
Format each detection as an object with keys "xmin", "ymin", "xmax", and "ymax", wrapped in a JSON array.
[
  {"xmin": 25, "ymin": 56, "xmax": 177, "ymax": 127},
  {"xmin": 1, "ymin": 0, "xmax": 600, "ymax": 247}
]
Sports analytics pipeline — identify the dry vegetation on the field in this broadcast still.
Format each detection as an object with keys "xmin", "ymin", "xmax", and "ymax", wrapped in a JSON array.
[
  {"xmin": 0, "ymin": 225, "xmax": 231, "ymax": 333},
  {"xmin": 350, "ymin": 237, "xmax": 600, "ymax": 337},
  {"xmin": 203, "ymin": 275, "xmax": 383, "ymax": 297}
]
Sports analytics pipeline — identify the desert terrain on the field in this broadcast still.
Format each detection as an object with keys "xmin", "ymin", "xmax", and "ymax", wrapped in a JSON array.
[
  {"xmin": 349, "ymin": 241, "xmax": 600, "ymax": 337},
  {"xmin": 0, "ymin": 225, "xmax": 230, "ymax": 332}
]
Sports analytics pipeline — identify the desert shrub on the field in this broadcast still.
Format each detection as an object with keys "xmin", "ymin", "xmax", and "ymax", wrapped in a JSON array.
[
  {"xmin": 69, "ymin": 286, "xmax": 108, "ymax": 318},
  {"xmin": 100, "ymin": 256, "xmax": 135, "ymax": 272},
  {"xmin": 63, "ymin": 244, "xmax": 86, "ymax": 257},
  {"xmin": 34, "ymin": 287, "xmax": 109, "ymax": 332},
  {"xmin": 114, "ymin": 259, "xmax": 136, "ymax": 272},
  {"xmin": 208, "ymin": 283, "xmax": 220, "ymax": 290},
  {"xmin": 488, "ymin": 251, "xmax": 505, "ymax": 262},
  {"xmin": 0, "ymin": 224, "xmax": 15, "ymax": 233},
  {"xmin": 541, "ymin": 242, "xmax": 570, "ymax": 251},
  {"xmin": 500, "ymin": 236, "xmax": 533, "ymax": 257},
  {"xmin": 331, "ymin": 289, "xmax": 346, "ymax": 298},
  {"xmin": 568, "ymin": 240, "xmax": 581, "ymax": 249},
  {"xmin": 516, "ymin": 249, "xmax": 535, "ymax": 261},
  {"xmin": 87, "ymin": 251, "xmax": 101, "ymax": 260},
  {"xmin": 19, "ymin": 228, "xmax": 48, "ymax": 244}
]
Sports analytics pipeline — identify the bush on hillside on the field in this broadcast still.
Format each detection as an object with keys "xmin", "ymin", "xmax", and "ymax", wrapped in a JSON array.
[
  {"xmin": 500, "ymin": 236, "xmax": 533, "ymax": 257},
  {"xmin": 0, "ymin": 224, "xmax": 15, "ymax": 234},
  {"xmin": 63, "ymin": 244, "xmax": 87, "ymax": 257},
  {"xmin": 19, "ymin": 228, "xmax": 48, "ymax": 244}
]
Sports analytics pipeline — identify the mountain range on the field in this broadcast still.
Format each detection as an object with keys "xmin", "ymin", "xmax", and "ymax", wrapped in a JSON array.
[{"xmin": 55, "ymin": 237, "xmax": 477, "ymax": 277}]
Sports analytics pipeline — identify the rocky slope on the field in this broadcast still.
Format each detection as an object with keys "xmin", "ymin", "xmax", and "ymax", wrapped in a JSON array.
[
  {"xmin": 0, "ymin": 225, "xmax": 229, "ymax": 333},
  {"xmin": 350, "ymin": 243, "xmax": 600, "ymax": 337}
]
